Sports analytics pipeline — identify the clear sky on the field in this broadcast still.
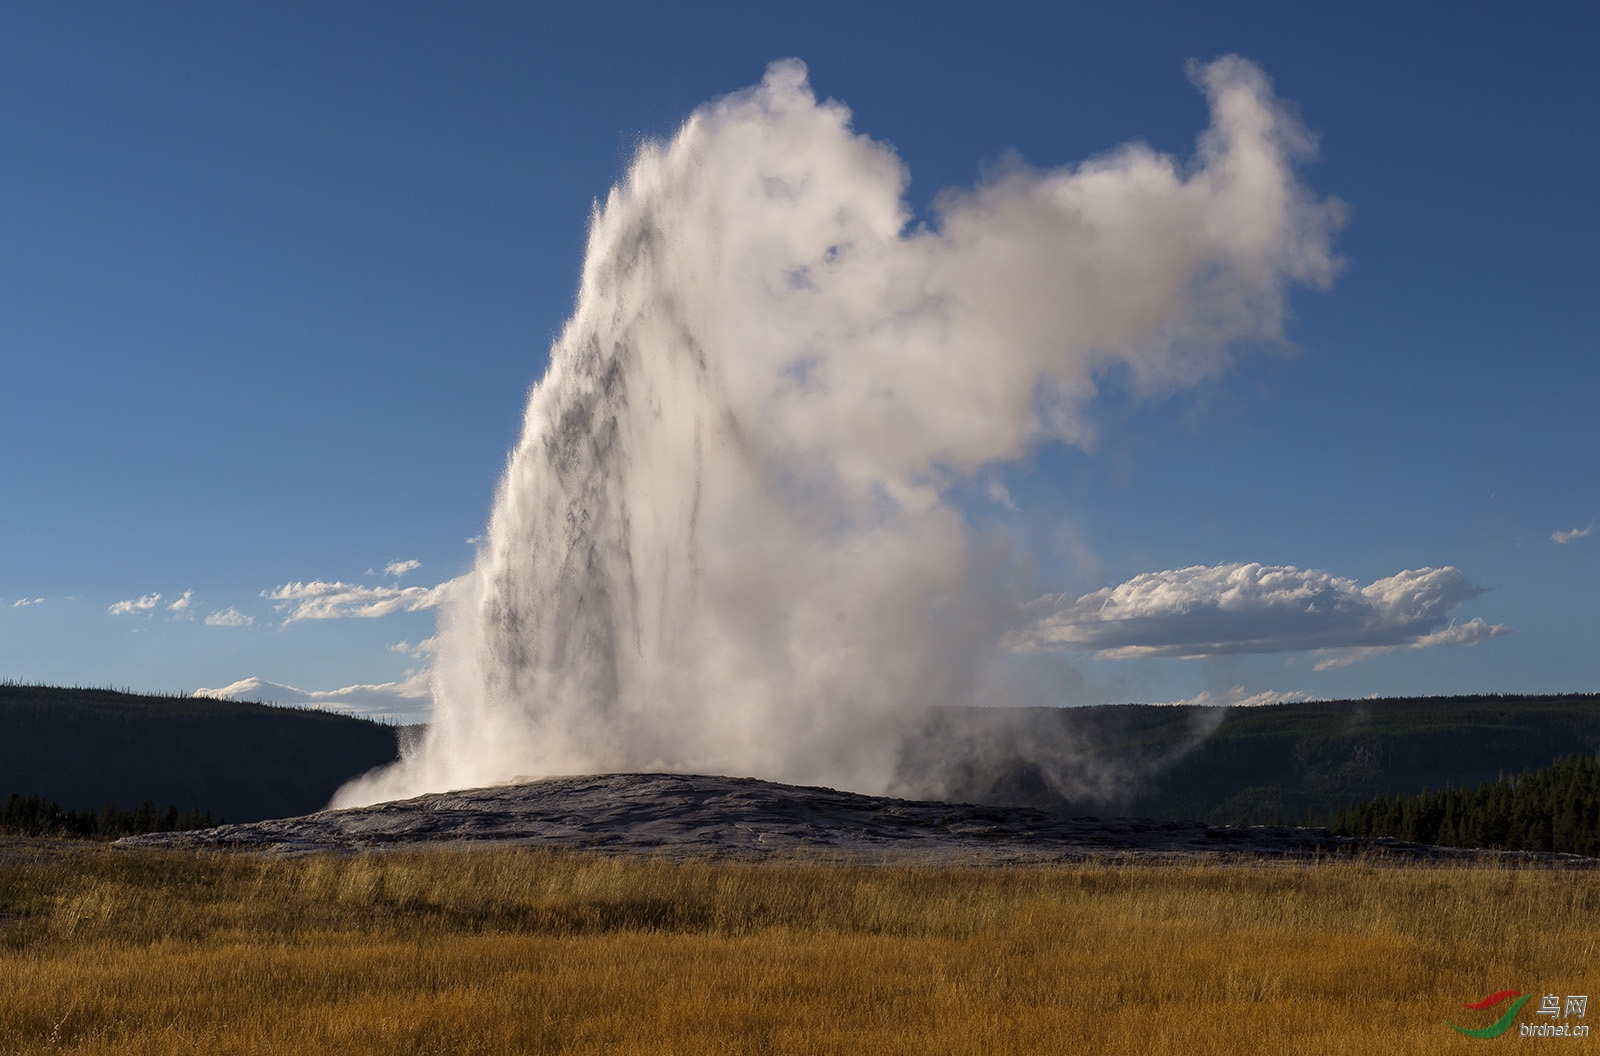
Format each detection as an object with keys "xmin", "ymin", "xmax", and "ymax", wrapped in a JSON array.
[{"xmin": 2, "ymin": 2, "xmax": 1595, "ymax": 722}]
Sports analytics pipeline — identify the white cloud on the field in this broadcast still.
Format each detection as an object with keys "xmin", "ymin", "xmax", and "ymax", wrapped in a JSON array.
[
  {"xmin": 384, "ymin": 559, "xmax": 422, "ymax": 578},
  {"xmin": 1553, "ymin": 523, "xmax": 1594, "ymax": 544},
  {"xmin": 205, "ymin": 607, "xmax": 254, "ymax": 627},
  {"xmin": 166, "ymin": 589, "xmax": 195, "ymax": 621},
  {"xmin": 1312, "ymin": 617, "xmax": 1513, "ymax": 670},
  {"xmin": 108, "ymin": 593, "xmax": 162, "ymax": 616},
  {"xmin": 388, "ymin": 637, "xmax": 437, "ymax": 659},
  {"xmin": 262, "ymin": 578, "xmax": 456, "ymax": 623},
  {"xmin": 11, "ymin": 597, "xmax": 43, "ymax": 608},
  {"xmin": 195, "ymin": 673, "xmax": 432, "ymax": 722},
  {"xmin": 1010, "ymin": 562, "xmax": 1510, "ymax": 667},
  {"xmin": 1147, "ymin": 685, "xmax": 1314, "ymax": 708}
]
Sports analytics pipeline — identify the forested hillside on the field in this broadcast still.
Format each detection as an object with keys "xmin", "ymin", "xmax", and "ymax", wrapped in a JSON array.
[
  {"xmin": 0, "ymin": 683, "xmax": 403, "ymax": 823},
  {"xmin": 899, "ymin": 694, "xmax": 1600, "ymax": 825}
]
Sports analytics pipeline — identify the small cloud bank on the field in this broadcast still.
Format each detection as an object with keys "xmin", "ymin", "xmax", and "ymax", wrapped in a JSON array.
[
  {"xmin": 167, "ymin": 590, "xmax": 194, "ymax": 621},
  {"xmin": 1310, "ymin": 617, "xmax": 1512, "ymax": 670},
  {"xmin": 263, "ymin": 578, "xmax": 455, "ymax": 623},
  {"xmin": 108, "ymin": 593, "xmax": 162, "ymax": 616},
  {"xmin": 195, "ymin": 673, "xmax": 432, "ymax": 722},
  {"xmin": 384, "ymin": 559, "xmax": 422, "ymax": 578},
  {"xmin": 205, "ymin": 607, "xmax": 254, "ymax": 627},
  {"xmin": 11, "ymin": 597, "xmax": 43, "ymax": 608},
  {"xmin": 1011, "ymin": 562, "xmax": 1509, "ymax": 668},
  {"xmin": 1553, "ymin": 523, "xmax": 1594, "ymax": 544},
  {"xmin": 1147, "ymin": 685, "xmax": 1314, "ymax": 708}
]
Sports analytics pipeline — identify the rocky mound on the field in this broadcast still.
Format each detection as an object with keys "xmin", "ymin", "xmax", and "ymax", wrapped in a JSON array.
[{"xmin": 117, "ymin": 772, "xmax": 1571, "ymax": 864}]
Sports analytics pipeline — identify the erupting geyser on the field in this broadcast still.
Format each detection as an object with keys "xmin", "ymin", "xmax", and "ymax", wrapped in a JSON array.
[{"xmin": 334, "ymin": 58, "xmax": 1342, "ymax": 808}]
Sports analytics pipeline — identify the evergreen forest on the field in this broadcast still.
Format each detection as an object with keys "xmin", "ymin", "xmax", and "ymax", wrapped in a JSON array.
[
  {"xmin": 0, "ymin": 792, "xmax": 215, "ymax": 838},
  {"xmin": 1331, "ymin": 753, "xmax": 1600, "ymax": 855}
]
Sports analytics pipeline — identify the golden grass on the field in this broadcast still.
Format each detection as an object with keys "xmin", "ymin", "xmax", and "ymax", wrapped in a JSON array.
[{"xmin": 2, "ymin": 840, "xmax": 1596, "ymax": 1054}]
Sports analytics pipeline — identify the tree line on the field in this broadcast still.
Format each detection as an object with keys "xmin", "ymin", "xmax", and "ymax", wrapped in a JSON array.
[
  {"xmin": 1331, "ymin": 753, "xmax": 1600, "ymax": 855},
  {"xmin": 1, "ymin": 683, "xmax": 402, "ymax": 823},
  {"xmin": 0, "ymin": 792, "xmax": 217, "ymax": 838}
]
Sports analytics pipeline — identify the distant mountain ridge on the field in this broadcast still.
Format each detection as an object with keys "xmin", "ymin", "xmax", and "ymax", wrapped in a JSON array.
[
  {"xmin": 5, "ymin": 684, "xmax": 1599, "ymax": 828},
  {"xmin": 0, "ymin": 683, "xmax": 402, "ymax": 823}
]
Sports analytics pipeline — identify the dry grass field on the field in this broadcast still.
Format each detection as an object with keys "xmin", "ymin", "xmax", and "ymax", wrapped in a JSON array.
[{"xmin": 2, "ymin": 840, "xmax": 1596, "ymax": 1054}]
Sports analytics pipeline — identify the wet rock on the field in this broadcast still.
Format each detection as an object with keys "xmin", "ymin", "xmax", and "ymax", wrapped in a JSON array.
[{"xmin": 118, "ymin": 772, "xmax": 1590, "ymax": 865}]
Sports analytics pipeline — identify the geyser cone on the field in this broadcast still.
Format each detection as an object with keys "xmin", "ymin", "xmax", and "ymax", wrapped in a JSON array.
[{"xmin": 334, "ymin": 57, "xmax": 1342, "ymax": 808}]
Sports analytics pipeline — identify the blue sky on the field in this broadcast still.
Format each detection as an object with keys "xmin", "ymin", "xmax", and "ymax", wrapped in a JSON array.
[{"xmin": 2, "ymin": 2, "xmax": 1595, "ymax": 721}]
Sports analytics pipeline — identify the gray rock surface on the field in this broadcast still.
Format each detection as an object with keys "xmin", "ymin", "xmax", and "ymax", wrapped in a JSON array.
[{"xmin": 117, "ymin": 772, "xmax": 1584, "ymax": 864}]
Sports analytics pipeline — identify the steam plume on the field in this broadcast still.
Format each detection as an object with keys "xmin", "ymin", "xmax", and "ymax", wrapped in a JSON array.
[{"xmin": 334, "ymin": 57, "xmax": 1341, "ymax": 806}]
